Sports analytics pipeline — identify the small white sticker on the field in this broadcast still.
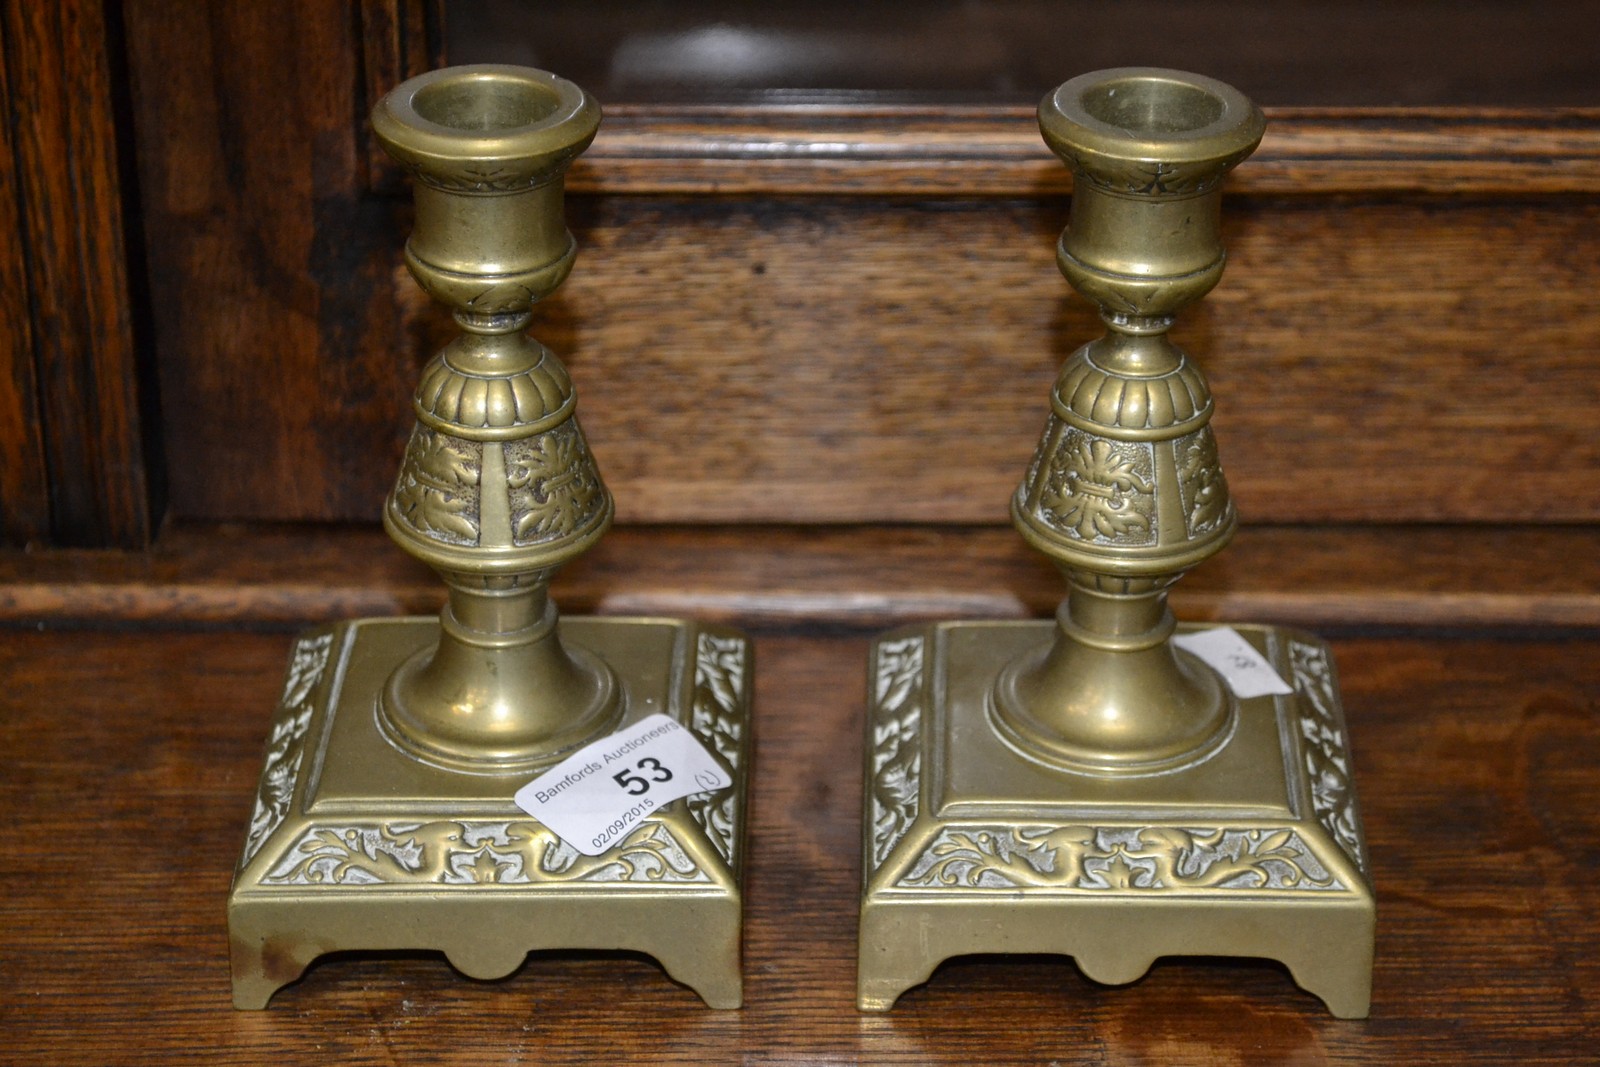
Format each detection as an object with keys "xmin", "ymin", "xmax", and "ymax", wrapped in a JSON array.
[
  {"xmin": 513, "ymin": 713, "xmax": 731, "ymax": 857},
  {"xmin": 1171, "ymin": 627, "xmax": 1294, "ymax": 699}
]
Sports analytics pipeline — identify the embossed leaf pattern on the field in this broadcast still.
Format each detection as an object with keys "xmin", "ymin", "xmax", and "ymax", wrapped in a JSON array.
[
  {"xmin": 407, "ymin": 161, "xmax": 545, "ymax": 195},
  {"xmin": 1291, "ymin": 642, "xmax": 1367, "ymax": 872},
  {"xmin": 563, "ymin": 823, "xmax": 704, "ymax": 883},
  {"xmin": 1134, "ymin": 162, "xmax": 1179, "ymax": 195},
  {"xmin": 1178, "ymin": 428, "xmax": 1230, "ymax": 535},
  {"xmin": 262, "ymin": 820, "xmax": 706, "ymax": 887},
  {"xmin": 282, "ymin": 636, "xmax": 332, "ymax": 706},
  {"xmin": 1097, "ymin": 853, "xmax": 1149, "ymax": 890},
  {"xmin": 686, "ymin": 633, "xmax": 747, "ymax": 866},
  {"xmin": 1069, "ymin": 152, "xmax": 1233, "ymax": 197},
  {"xmin": 507, "ymin": 424, "xmax": 604, "ymax": 544},
  {"xmin": 910, "ymin": 828, "xmax": 1087, "ymax": 888},
  {"xmin": 392, "ymin": 430, "xmax": 481, "ymax": 544},
  {"xmin": 694, "ymin": 634, "xmax": 746, "ymax": 741},
  {"xmin": 871, "ymin": 637, "xmax": 925, "ymax": 867},
  {"xmin": 471, "ymin": 852, "xmax": 509, "ymax": 881},
  {"xmin": 240, "ymin": 635, "xmax": 332, "ymax": 867},
  {"xmin": 1042, "ymin": 433, "xmax": 1156, "ymax": 542},
  {"xmin": 1021, "ymin": 417, "xmax": 1057, "ymax": 497},
  {"xmin": 901, "ymin": 825, "xmax": 1339, "ymax": 891}
]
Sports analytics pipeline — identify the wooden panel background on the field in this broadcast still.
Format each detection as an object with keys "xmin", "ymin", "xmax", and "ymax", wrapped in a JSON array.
[
  {"xmin": 542, "ymin": 195, "xmax": 1600, "ymax": 524},
  {"xmin": 142, "ymin": 186, "xmax": 1600, "ymax": 526},
  {"xmin": 0, "ymin": 9, "xmax": 49, "ymax": 544},
  {"xmin": 565, "ymin": 172, "xmax": 1600, "ymax": 526},
  {"xmin": 117, "ymin": 0, "xmax": 1600, "ymax": 529},
  {"xmin": 6, "ymin": 6, "xmax": 1598, "ymax": 1060},
  {"xmin": 122, "ymin": 0, "xmax": 421, "ymax": 528},
  {"xmin": 0, "ymin": 0, "xmax": 152, "ymax": 547}
]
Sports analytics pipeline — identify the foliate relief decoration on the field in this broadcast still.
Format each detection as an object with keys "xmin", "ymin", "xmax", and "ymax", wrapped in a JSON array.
[
  {"xmin": 1066, "ymin": 148, "xmax": 1252, "ymax": 198},
  {"xmin": 391, "ymin": 428, "xmax": 483, "ymax": 545},
  {"xmin": 1290, "ymin": 641, "xmax": 1367, "ymax": 873},
  {"xmin": 261, "ymin": 820, "xmax": 706, "ymax": 886},
  {"xmin": 900, "ymin": 826, "xmax": 1342, "ymax": 892},
  {"xmin": 239, "ymin": 634, "xmax": 335, "ymax": 868},
  {"xmin": 686, "ymin": 632, "xmax": 747, "ymax": 866},
  {"xmin": 402, "ymin": 160, "xmax": 549, "ymax": 195},
  {"xmin": 870, "ymin": 636, "xmax": 925, "ymax": 869},
  {"xmin": 1022, "ymin": 416, "xmax": 1059, "ymax": 497},
  {"xmin": 460, "ymin": 282, "xmax": 540, "ymax": 316},
  {"xmin": 505, "ymin": 422, "xmax": 605, "ymax": 545},
  {"xmin": 1175, "ymin": 426, "xmax": 1231, "ymax": 537},
  {"xmin": 1037, "ymin": 427, "xmax": 1157, "ymax": 545}
]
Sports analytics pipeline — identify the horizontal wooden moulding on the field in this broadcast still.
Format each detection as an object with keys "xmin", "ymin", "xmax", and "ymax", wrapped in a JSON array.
[
  {"xmin": 571, "ymin": 106, "xmax": 1600, "ymax": 197},
  {"xmin": 1, "ymin": 523, "xmax": 1594, "ymax": 631}
]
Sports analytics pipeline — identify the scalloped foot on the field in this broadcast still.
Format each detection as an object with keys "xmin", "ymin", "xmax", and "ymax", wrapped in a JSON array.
[
  {"xmin": 859, "ymin": 621, "xmax": 1375, "ymax": 1017},
  {"xmin": 227, "ymin": 617, "xmax": 751, "ymax": 1010}
]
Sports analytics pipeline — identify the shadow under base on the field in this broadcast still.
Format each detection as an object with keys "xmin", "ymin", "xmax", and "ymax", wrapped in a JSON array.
[
  {"xmin": 859, "ymin": 620, "xmax": 1373, "ymax": 1018},
  {"xmin": 229, "ymin": 615, "xmax": 751, "ymax": 1010}
]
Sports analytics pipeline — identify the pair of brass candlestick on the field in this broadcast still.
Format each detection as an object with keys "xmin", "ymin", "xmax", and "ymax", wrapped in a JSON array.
[{"xmin": 228, "ymin": 65, "xmax": 1373, "ymax": 1018}]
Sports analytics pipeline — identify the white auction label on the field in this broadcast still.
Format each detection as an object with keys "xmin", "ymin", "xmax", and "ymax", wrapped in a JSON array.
[
  {"xmin": 513, "ymin": 713, "xmax": 732, "ymax": 857},
  {"xmin": 1171, "ymin": 627, "xmax": 1294, "ymax": 699}
]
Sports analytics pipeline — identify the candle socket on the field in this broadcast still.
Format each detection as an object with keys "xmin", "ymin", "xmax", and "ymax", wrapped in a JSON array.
[
  {"xmin": 227, "ymin": 66, "xmax": 750, "ymax": 1010},
  {"xmin": 859, "ymin": 69, "xmax": 1374, "ymax": 1017}
]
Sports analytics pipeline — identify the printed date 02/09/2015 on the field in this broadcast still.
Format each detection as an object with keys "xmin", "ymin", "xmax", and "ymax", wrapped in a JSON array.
[{"xmin": 592, "ymin": 795, "xmax": 657, "ymax": 852}]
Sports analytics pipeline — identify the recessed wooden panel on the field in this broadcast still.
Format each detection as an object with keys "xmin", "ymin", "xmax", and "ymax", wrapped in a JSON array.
[
  {"xmin": 535, "ymin": 195, "xmax": 1600, "ymax": 525},
  {"xmin": 119, "ymin": 1, "xmax": 1600, "ymax": 529},
  {"xmin": 148, "ymin": 191, "xmax": 1600, "ymax": 527},
  {"xmin": 0, "ymin": 20, "xmax": 49, "ymax": 545},
  {"xmin": 2, "ymin": 0, "xmax": 151, "ymax": 547},
  {"xmin": 123, "ymin": 0, "xmax": 421, "ymax": 526}
]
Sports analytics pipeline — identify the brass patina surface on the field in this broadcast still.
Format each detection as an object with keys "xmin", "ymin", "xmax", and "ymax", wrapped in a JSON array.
[
  {"xmin": 228, "ymin": 66, "xmax": 750, "ymax": 1009},
  {"xmin": 860, "ymin": 69, "xmax": 1374, "ymax": 1016}
]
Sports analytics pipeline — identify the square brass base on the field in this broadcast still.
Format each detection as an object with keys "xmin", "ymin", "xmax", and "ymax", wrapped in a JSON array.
[
  {"xmin": 228, "ymin": 616, "xmax": 751, "ymax": 1009},
  {"xmin": 859, "ymin": 621, "xmax": 1374, "ymax": 1017}
]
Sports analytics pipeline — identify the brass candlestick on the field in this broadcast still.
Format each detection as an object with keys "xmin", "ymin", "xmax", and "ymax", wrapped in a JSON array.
[
  {"xmin": 228, "ymin": 65, "xmax": 750, "ymax": 1010},
  {"xmin": 859, "ymin": 69, "xmax": 1374, "ymax": 1017}
]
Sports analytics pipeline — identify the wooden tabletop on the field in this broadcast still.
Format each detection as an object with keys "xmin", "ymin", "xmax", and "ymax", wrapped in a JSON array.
[{"xmin": 3, "ymin": 559, "xmax": 1597, "ymax": 1063}]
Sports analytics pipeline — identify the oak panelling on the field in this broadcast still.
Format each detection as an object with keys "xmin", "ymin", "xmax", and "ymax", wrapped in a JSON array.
[
  {"xmin": 1, "ymin": 523, "xmax": 1595, "ymax": 632},
  {"xmin": 549, "ymin": 195, "xmax": 1600, "ymax": 525},
  {"xmin": 122, "ymin": 0, "xmax": 421, "ymax": 526},
  {"xmin": 119, "ymin": 2, "xmax": 1600, "ymax": 528},
  {"xmin": 1, "ymin": 0, "xmax": 152, "ymax": 546},
  {"xmin": 0, "ymin": 21, "xmax": 50, "ymax": 545},
  {"xmin": 140, "ymin": 189, "xmax": 1600, "ymax": 527},
  {"xmin": 358, "ymin": 0, "xmax": 441, "ymax": 195},
  {"xmin": 2, "ymin": 627, "xmax": 1596, "ymax": 1063},
  {"xmin": 574, "ymin": 106, "xmax": 1600, "ymax": 197}
]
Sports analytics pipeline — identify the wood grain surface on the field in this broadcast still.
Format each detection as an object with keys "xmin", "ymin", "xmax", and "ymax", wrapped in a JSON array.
[
  {"xmin": 1, "ymin": 0, "xmax": 151, "ymax": 547},
  {"xmin": 122, "ymin": 0, "xmax": 418, "ymax": 530},
  {"xmin": 0, "ymin": 15, "xmax": 50, "ymax": 545},
  {"xmin": 6, "ymin": 6, "xmax": 1595, "ymax": 1059},
  {"xmin": 136, "ymin": 188, "xmax": 1600, "ymax": 527},
  {"xmin": 1, "ymin": 523, "xmax": 1596, "ymax": 632},
  {"xmin": 574, "ymin": 106, "xmax": 1600, "ymax": 197},
  {"xmin": 114, "ymin": 2, "xmax": 1600, "ymax": 532},
  {"xmin": 540, "ymin": 196, "xmax": 1600, "ymax": 526},
  {"xmin": 1, "ymin": 624, "xmax": 1595, "ymax": 1064}
]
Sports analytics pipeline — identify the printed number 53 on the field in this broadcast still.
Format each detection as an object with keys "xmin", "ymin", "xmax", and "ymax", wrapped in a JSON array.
[{"xmin": 613, "ymin": 756, "xmax": 673, "ymax": 795}]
